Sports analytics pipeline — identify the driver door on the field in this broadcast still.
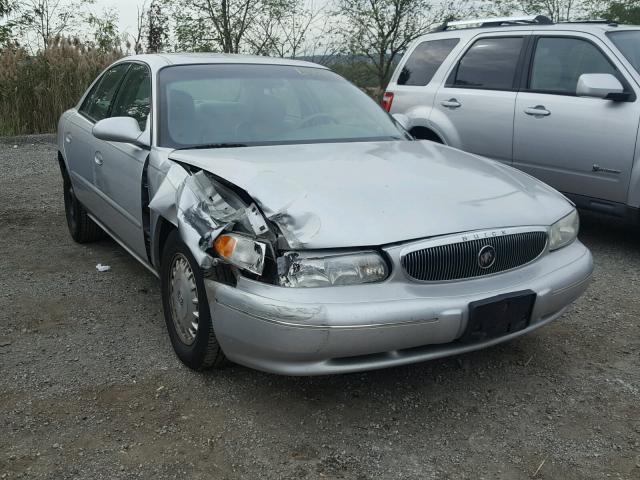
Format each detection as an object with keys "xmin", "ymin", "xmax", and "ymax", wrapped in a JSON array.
[{"xmin": 93, "ymin": 63, "xmax": 152, "ymax": 259}]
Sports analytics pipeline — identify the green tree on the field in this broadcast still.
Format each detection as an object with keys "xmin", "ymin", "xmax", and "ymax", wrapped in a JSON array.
[
  {"xmin": 480, "ymin": 0, "xmax": 640, "ymax": 24},
  {"xmin": 148, "ymin": 1, "xmax": 169, "ymax": 53},
  {"xmin": 13, "ymin": 0, "xmax": 95, "ymax": 50},
  {"xmin": 337, "ymin": 0, "xmax": 474, "ymax": 94},
  {"xmin": 0, "ymin": 0, "xmax": 13, "ymax": 16},
  {"xmin": 251, "ymin": 0, "xmax": 323, "ymax": 58},
  {"xmin": 479, "ymin": 0, "xmax": 589, "ymax": 22},
  {"xmin": 0, "ymin": 0, "xmax": 14, "ymax": 44},
  {"xmin": 164, "ymin": 0, "xmax": 306, "ymax": 54},
  {"xmin": 596, "ymin": 1, "xmax": 640, "ymax": 24},
  {"xmin": 174, "ymin": 11, "xmax": 216, "ymax": 52},
  {"xmin": 125, "ymin": 1, "xmax": 148, "ymax": 55},
  {"xmin": 88, "ymin": 8, "xmax": 120, "ymax": 52},
  {"xmin": 165, "ymin": 0, "xmax": 258, "ymax": 53}
]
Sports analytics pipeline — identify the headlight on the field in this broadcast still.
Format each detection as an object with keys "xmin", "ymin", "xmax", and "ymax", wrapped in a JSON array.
[
  {"xmin": 279, "ymin": 251, "xmax": 388, "ymax": 288},
  {"xmin": 549, "ymin": 209, "xmax": 579, "ymax": 251}
]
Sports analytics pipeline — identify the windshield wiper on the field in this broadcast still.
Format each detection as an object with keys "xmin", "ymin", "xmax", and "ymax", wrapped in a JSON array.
[{"xmin": 175, "ymin": 143, "xmax": 248, "ymax": 151}]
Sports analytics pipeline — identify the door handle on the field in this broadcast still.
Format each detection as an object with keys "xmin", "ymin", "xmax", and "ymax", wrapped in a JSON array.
[
  {"xmin": 94, "ymin": 152, "xmax": 104, "ymax": 166},
  {"xmin": 441, "ymin": 98, "xmax": 461, "ymax": 109},
  {"xmin": 524, "ymin": 105, "xmax": 551, "ymax": 117}
]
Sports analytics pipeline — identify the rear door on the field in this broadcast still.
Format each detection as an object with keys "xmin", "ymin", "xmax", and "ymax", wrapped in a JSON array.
[
  {"xmin": 93, "ymin": 62, "xmax": 152, "ymax": 259},
  {"xmin": 388, "ymin": 37, "xmax": 461, "ymax": 121},
  {"xmin": 513, "ymin": 33, "xmax": 639, "ymax": 204},
  {"xmin": 65, "ymin": 63, "xmax": 130, "ymax": 215},
  {"xmin": 432, "ymin": 34, "xmax": 529, "ymax": 164}
]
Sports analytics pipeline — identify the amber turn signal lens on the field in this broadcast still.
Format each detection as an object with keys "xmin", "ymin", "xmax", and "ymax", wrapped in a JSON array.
[
  {"xmin": 212, "ymin": 233, "xmax": 267, "ymax": 275},
  {"xmin": 213, "ymin": 235, "xmax": 237, "ymax": 259}
]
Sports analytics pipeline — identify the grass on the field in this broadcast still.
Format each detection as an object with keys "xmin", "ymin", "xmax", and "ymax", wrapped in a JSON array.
[
  {"xmin": 0, "ymin": 37, "xmax": 122, "ymax": 136},
  {"xmin": 0, "ymin": 38, "xmax": 382, "ymax": 136}
]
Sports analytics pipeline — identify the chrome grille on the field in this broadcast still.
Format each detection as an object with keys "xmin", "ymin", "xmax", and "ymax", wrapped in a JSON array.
[{"xmin": 401, "ymin": 231, "xmax": 548, "ymax": 282}]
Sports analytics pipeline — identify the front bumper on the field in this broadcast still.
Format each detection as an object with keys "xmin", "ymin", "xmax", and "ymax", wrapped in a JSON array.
[{"xmin": 205, "ymin": 240, "xmax": 593, "ymax": 375}]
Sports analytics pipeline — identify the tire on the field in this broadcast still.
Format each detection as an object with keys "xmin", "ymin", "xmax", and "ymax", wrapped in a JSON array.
[
  {"xmin": 160, "ymin": 230, "xmax": 227, "ymax": 370},
  {"xmin": 62, "ymin": 168, "xmax": 104, "ymax": 243}
]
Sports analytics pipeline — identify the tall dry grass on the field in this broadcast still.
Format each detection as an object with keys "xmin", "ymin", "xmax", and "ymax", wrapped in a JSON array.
[{"xmin": 0, "ymin": 38, "xmax": 122, "ymax": 136}]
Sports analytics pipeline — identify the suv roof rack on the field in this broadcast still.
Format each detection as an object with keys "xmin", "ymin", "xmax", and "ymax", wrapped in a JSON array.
[
  {"xmin": 432, "ymin": 15, "xmax": 553, "ymax": 32},
  {"xmin": 559, "ymin": 19, "xmax": 618, "ymax": 26}
]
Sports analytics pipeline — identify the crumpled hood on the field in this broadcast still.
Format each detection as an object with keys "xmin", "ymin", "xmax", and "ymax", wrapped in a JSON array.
[{"xmin": 169, "ymin": 140, "xmax": 573, "ymax": 248}]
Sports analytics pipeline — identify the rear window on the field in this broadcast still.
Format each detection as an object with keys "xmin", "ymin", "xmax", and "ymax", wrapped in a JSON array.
[
  {"xmin": 397, "ymin": 38, "xmax": 459, "ymax": 86},
  {"xmin": 449, "ymin": 37, "xmax": 524, "ymax": 90}
]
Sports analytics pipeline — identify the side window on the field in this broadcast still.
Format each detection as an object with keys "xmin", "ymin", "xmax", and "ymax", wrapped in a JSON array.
[
  {"xmin": 529, "ymin": 37, "xmax": 619, "ymax": 95},
  {"xmin": 398, "ymin": 38, "xmax": 460, "ymax": 86},
  {"xmin": 450, "ymin": 37, "xmax": 524, "ymax": 90},
  {"xmin": 80, "ymin": 63, "xmax": 130, "ymax": 122},
  {"xmin": 110, "ymin": 63, "xmax": 152, "ymax": 130}
]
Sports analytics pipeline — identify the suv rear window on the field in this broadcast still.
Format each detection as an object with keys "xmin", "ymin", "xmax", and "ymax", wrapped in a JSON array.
[
  {"xmin": 397, "ymin": 38, "xmax": 459, "ymax": 86},
  {"xmin": 450, "ymin": 37, "xmax": 524, "ymax": 90}
]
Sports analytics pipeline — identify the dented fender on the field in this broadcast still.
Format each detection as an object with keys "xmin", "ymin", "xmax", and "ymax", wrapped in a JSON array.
[
  {"xmin": 147, "ymin": 149, "xmax": 321, "ymax": 275},
  {"xmin": 148, "ymin": 161, "xmax": 270, "ymax": 271}
]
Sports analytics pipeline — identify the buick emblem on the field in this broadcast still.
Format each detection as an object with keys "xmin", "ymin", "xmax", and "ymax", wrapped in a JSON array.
[{"xmin": 478, "ymin": 245, "xmax": 496, "ymax": 269}]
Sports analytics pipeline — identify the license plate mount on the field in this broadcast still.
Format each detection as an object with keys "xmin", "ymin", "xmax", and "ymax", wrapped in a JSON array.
[{"xmin": 460, "ymin": 290, "xmax": 536, "ymax": 344}]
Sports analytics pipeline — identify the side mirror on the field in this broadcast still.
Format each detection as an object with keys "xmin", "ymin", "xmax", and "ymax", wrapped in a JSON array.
[
  {"xmin": 93, "ymin": 117, "xmax": 150, "ymax": 148},
  {"xmin": 577, "ymin": 73, "xmax": 626, "ymax": 100},
  {"xmin": 392, "ymin": 113, "xmax": 412, "ymax": 131}
]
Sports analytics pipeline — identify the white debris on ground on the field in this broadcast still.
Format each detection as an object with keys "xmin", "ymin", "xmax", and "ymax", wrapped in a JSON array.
[{"xmin": 95, "ymin": 263, "xmax": 111, "ymax": 272}]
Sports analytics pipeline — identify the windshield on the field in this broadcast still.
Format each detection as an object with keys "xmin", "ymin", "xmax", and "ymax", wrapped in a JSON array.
[
  {"xmin": 158, "ymin": 64, "xmax": 405, "ymax": 149},
  {"xmin": 608, "ymin": 30, "xmax": 640, "ymax": 74}
]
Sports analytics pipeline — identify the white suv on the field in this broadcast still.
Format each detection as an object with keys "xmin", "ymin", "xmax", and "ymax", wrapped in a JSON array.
[{"xmin": 385, "ymin": 16, "xmax": 640, "ymax": 222}]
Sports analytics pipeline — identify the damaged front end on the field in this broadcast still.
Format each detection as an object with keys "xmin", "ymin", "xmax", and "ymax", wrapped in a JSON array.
[
  {"xmin": 149, "ymin": 163, "xmax": 276, "ymax": 279},
  {"xmin": 148, "ymin": 162, "xmax": 390, "ymax": 289}
]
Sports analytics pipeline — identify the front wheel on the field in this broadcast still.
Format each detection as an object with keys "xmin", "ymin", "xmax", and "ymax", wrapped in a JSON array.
[{"xmin": 160, "ymin": 231, "xmax": 227, "ymax": 370}]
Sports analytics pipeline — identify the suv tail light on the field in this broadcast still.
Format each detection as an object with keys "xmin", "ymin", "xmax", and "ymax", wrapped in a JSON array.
[{"xmin": 381, "ymin": 91, "xmax": 394, "ymax": 112}]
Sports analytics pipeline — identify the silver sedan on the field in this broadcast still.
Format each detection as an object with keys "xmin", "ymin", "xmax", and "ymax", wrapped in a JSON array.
[{"xmin": 57, "ymin": 54, "xmax": 593, "ymax": 375}]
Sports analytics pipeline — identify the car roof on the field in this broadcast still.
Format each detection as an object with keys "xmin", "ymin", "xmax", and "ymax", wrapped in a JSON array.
[
  {"xmin": 118, "ymin": 53, "xmax": 328, "ymax": 72},
  {"xmin": 414, "ymin": 22, "xmax": 640, "ymax": 42}
]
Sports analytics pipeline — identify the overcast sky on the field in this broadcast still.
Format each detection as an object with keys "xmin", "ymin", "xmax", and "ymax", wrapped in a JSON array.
[
  {"xmin": 98, "ymin": 0, "xmax": 334, "ymax": 36},
  {"xmin": 92, "ymin": 0, "xmax": 462, "ymax": 43},
  {"xmin": 99, "ymin": 0, "xmax": 146, "ymax": 35}
]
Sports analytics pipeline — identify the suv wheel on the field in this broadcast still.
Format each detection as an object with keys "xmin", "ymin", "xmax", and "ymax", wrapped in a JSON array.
[{"xmin": 160, "ymin": 230, "xmax": 227, "ymax": 370}]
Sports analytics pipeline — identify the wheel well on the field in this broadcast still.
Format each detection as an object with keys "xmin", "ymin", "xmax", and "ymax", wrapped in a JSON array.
[
  {"xmin": 58, "ymin": 151, "xmax": 68, "ymax": 177},
  {"xmin": 154, "ymin": 217, "xmax": 176, "ymax": 269},
  {"xmin": 410, "ymin": 127, "xmax": 444, "ymax": 144},
  {"xmin": 152, "ymin": 218, "xmax": 236, "ymax": 285}
]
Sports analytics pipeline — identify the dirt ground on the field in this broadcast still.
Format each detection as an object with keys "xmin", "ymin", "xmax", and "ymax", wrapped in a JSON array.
[{"xmin": 0, "ymin": 136, "xmax": 638, "ymax": 480}]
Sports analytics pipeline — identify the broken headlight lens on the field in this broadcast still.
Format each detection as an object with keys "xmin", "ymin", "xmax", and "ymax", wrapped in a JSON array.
[
  {"xmin": 279, "ymin": 251, "xmax": 388, "ymax": 288},
  {"xmin": 549, "ymin": 209, "xmax": 579, "ymax": 251},
  {"xmin": 214, "ymin": 233, "xmax": 267, "ymax": 275}
]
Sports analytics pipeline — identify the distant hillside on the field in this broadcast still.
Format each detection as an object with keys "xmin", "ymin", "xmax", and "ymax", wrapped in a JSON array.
[{"xmin": 296, "ymin": 53, "xmax": 400, "ymax": 90}]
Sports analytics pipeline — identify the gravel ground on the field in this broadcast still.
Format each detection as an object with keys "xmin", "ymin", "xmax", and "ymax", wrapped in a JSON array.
[{"xmin": 0, "ymin": 136, "xmax": 639, "ymax": 480}]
